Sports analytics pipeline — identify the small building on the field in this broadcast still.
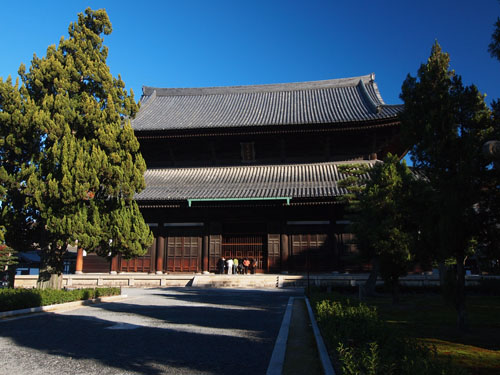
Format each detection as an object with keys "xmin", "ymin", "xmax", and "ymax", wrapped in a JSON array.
[{"xmin": 80, "ymin": 74, "xmax": 404, "ymax": 274}]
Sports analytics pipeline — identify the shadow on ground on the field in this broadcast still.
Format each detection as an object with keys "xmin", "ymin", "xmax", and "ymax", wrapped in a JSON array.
[{"xmin": 0, "ymin": 288, "xmax": 302, "ymax": 375}]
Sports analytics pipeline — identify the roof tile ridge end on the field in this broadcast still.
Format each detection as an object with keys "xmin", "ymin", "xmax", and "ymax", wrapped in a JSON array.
[
  {"xmin": 139, "ymin": 87, "xmax": 157, "ymax": 110},
  {"xmin": 369, "ymin": 78, "xmax": 387, "ymax": 106},
  {"xmin": 357, "ymin": 79, "xmax": 382, "ymax": 113}
]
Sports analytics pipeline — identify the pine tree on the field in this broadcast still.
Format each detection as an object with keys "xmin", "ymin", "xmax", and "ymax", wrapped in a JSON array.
[
  {"xmin": 339, "ymin": 155, "xmax": 415, "ymax": 302},
  {"xmin": 488, "ymin": 17, "xmax": 500, "ymax": 63},
  {"xmin": 1, "ymin": 8, "xmax": 152, "ymax": 288},
  {"xmin": 400, "ymin": 41, "xmax": 494, "ymax": 330}
]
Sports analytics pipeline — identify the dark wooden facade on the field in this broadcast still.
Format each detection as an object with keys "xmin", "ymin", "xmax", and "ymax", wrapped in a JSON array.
[
  {"xmin": 80, "ymin": 75, "xmax": 403, "ymax": 274},
  {"xmin": 100, "ymin": 202, "xmax": 366, "ymax": 274},
  {"xmin": 138, "ymin": 126, "xmax": 401, "ymax": 169}
]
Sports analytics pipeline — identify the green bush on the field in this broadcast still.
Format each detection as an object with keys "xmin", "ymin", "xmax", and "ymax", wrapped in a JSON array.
[
  {"xmin": 315, "ymin": 298, "xmax": 386, "ymax": 347},
  {"xmin": 0, "ymin": 287, "xmax": 121, "ymax": 312},
  {"xmin": 313, "ymin": 294, "xmax": 467, "ymax": 375}
]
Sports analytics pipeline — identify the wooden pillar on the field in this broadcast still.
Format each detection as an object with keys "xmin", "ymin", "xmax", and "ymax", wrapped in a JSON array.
[
  {"xmin": 156, "ymin": 236, "xmax": 165, "ymax": 274},
  {"xmin": 281, "ymin": 233, "xmax": 289, "ymax": 273},
  {"xmin": 110, "ymin": 256, "xmax": 119, "ymax": 274},
  {"xmin": 370, "ymin": 131, "xmax": 378, "ymax": 160},
  {"xmin": 202, "ymin": 235, "xmax": 209, "ymax": 273},
  {"xmin": 75, "ymin": 248, "xmax": 84, "ymax": 274},
  {"xmin": 149, "ymin": 237, "xmax": 157, "ymax": 274}
]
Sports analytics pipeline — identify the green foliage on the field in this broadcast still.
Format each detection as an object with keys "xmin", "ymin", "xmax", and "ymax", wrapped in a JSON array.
[
  {"xmin": 400, "ymin": 42, "xmax": 493, "ymax": 260},
  {"xmin": 489, "ymin": 17, "xmax": 500, "ymax": 62},
  {"xmin": 0, "ymin": 8, "xmax": 153, "ymax": 284},
  {"xmin": 313, "ymin": 296, "xmax": 467, "ymax": 375},
  {"xmin": 315, "ymin": 298, "xmax": 382, "ymax": 345},
  {"xmin": 0, "ymin": 244, "xmax": 17, "ymax": 271},
  {"xmin": 0, "ymin": 77, "xmax": 44, "ymax": 252},
  {"xmin": 400, "ymin": 41, "xmax": 496, "ymax": 328},
  {"xmin": 339, "ymin": 155, "xmax": 415, "ymax": 299},
  {"xmin": 337, "ymin": 163, "xmax": 372, "ymax": 205},
  {"xmin": 0, "ymin": 287, "xmax": 120, "ymax": 312}
]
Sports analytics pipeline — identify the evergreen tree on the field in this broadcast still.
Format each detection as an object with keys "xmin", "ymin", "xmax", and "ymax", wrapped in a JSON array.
[
  {"xmin": 1, "ymin": 8, "xmax": 152, "ymax": 288},
  {"xmin": 339, "ymin": 155, "xmax": 415, "ymax": 302},
  {"xmin": 484, "ymin": 13, "xmax": 500, "ymax": 268},
  {"xmin": 0, "ymin": 77, "xmax": 44, "ymax": 253},
  {"xmin": 400, "ymin": 41, "xmax": 494, "ymax": 330},
  {"xmin": 489, "ymin": 16, "xmax": 500, "ymax": 63}
]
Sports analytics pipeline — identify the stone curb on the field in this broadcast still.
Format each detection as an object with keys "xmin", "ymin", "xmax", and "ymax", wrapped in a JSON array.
[
  {"xmin": 266, "ymin": 296, "xmax": 295, "ymax": 375},
  {"xmin": 0, "ymin": 294, "xmax": 128, "ymax": 319},
  {"xmin": 305, "ymin": 297, "xmax": 336, "ymax": 375}
]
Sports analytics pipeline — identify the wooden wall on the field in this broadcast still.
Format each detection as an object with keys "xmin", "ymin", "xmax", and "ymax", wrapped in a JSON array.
[{"xmin": 138, "ymin": 126, "xmax": 401, "ymax": 168}]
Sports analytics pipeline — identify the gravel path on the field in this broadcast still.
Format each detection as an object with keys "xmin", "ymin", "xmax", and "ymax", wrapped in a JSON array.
[{"xmin": 0, "ymin": 287, "xmax": 300, "ymax": 375}]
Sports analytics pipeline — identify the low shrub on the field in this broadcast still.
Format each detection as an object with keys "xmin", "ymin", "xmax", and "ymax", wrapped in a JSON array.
[
  {"xmin": 0, "ymin": 287, "xmax": 121, "ymax": 312},
  {"xmin": 312, "ymin": 294, "xmax": 467, "ymax": 375},
  {"xmin": 315, "ymin": 298, "xmax": 386, "ymax": 347}
]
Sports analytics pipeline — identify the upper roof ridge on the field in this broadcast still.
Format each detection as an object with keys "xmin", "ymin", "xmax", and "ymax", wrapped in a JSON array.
[{"xmin": 141, "ymin": 74, "xmax": 375, "ymax": 98}]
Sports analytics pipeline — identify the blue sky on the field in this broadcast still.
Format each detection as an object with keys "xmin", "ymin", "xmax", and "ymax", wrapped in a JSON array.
[{"xmin": 1, "ymin": 0, "xmax": 499, "ymax": 106}]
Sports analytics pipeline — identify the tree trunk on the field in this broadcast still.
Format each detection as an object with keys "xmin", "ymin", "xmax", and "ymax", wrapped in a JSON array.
[
  {"xmin": 7, "ymin": 265, "xmax": 17, "ymax": 288},
  {"xmin": 37, "ymin": 273, "xmax": 63, "ymax": 289},
  {"xmin": 362, "ymin": 257, "xmax": 379, "ymax": 298},
  {"xmin": 37, "ymin": 244, "xmax": 66, "ymax": 289},
  {"xmin": 455, "ymin": 254, "xmax": 468, "ymax": 331}
]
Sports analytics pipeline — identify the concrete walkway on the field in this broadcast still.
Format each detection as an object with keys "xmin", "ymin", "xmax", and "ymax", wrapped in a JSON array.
[{"xmin": 0, "ymin": 288, "xmax": 302, "ymax": 374}]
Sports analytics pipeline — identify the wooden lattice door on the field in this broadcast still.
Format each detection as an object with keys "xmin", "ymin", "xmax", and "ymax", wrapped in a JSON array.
[
  {"xmin": 221, "ymin": 235, "xmax": 265, "ymax": 272},
  {"xmin": 119, "ymin": 240, "xmax": 154, "ymax": 273},
  {"xmin": 291, "ymin": 234, "xmax": 329, "ymax": 272},
  {"xmin": 165, "ymin": 236, "xmax": 201, "ymax": 272},
  {"xmin": 267, "ymin": 234, "xmax": 280, "ymax": 272}
]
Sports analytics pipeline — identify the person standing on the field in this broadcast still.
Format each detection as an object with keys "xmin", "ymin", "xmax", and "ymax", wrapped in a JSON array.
[
  {"xmin": 251, "ymin": 258, "xmax": 257, "ymax": 274},
  {"xmin": 243, "ymin": 258, "xmax": 250, "ymax": 274},
  {"xmin": 226, "ymin": 257, "xmax": 234, "ymax": 275},
  {"xmin": 217, "ymin": 257, "xmax": 225, "ymax": 274},
  {"xmin": 233, "ymin": 258, "xmax": 239, "ymax": 274}
]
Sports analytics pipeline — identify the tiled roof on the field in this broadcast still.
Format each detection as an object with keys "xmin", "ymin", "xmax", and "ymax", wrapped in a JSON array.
[
  {"xmin": 135, "ymin": 161, "xmax": 375, "ymax": 201},
  {"xmin": 132, "ymin": 74, "xmax": 402, "ymax": 131}
]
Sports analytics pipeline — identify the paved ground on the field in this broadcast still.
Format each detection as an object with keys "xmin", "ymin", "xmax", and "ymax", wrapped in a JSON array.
[{"xmin": 0, "ymin": 288, "xmax": 302, "ymax": 375}]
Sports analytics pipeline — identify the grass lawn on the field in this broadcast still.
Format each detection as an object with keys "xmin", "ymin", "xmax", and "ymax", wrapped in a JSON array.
[{"xmin": 363, "ymin": 294, "xmax": 500, "ymax": 375}]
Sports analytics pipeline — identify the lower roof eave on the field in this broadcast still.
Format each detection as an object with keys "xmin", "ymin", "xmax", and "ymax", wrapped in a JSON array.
[
  {"xmin": 134, "ymin": 120, "xmax": 400, "ymax": 140},
  {"xmin": 136, "ymin": 196, "xmax": 342, "ymax": 209}
]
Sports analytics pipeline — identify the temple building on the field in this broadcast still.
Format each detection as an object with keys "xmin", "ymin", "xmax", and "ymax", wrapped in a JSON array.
[{"xmin": 80, "ymin": 74, "xmax": 404, "ymax": 274}]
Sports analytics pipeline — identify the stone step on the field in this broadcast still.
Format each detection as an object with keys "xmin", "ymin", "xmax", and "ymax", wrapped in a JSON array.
[{"xmin": 192, "ymin": 275, "xmax": 280, "ymax": 288}]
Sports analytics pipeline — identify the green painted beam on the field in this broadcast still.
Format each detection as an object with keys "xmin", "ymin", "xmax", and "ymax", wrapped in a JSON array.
[{"xmin": 187, "ymin": 197, "xmax": 291, "ymax": 207}]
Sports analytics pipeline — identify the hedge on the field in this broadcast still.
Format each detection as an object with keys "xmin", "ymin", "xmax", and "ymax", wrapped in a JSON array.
[{"xmin": 0, "ymin": 287, "xmax": 121, "ymax": 312}]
